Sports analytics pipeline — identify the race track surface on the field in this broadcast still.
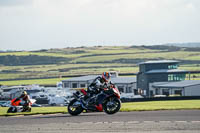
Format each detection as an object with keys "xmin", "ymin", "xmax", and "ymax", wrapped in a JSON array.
[{"xmin": 0, "ymin": 110, "xmax": 200, "ymax": 133}]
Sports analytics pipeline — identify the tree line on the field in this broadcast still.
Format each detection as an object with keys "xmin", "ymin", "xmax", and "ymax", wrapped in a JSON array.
[{"xmin": 0, "ymin": 55, "xmax": 69, "ymax": 66}]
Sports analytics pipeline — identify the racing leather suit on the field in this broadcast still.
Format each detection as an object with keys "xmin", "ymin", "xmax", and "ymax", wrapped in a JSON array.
[
  {"xmin": 15, "ymin": 94, "xmax": 31, "ymax": 108},
  {"xmin": 84, "ymin": 76, "xmax": 113, "ymax": 106}
]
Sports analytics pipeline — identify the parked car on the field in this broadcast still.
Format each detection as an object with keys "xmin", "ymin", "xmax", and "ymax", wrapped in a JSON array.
[
  {"xmin": 0, "ymin": 101, "xmax": 7, "ymax": 107},
  {"xmin": 32, "ymin": 103, "xmax": 42, "ymax": 107},
  {"xmin": 1, "ymin": 101, "xmax": 11, "ymax": 107}
]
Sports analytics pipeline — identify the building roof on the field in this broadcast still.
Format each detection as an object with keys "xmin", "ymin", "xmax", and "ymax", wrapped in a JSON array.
[
  {"xmin": 145, "ymin": 69, "xmax": 188, "ymax": 74},
  {"xmin": 139, "ymin": 60, "xmax": 179, "ymax": 65},
  {"xmin": 62, "ymin": 75, "xmax": 137, "ymax": 84},
  {"xmin": 152, "ymin": 80, "xmax": 200, "ymax": 88},
  {"xmin": 112, "ymin": 77, "xmax": 136, "ymax": 84},
  {"xmin": 1, "ymin": 86, "xmax": 26, "ymax": 90}
]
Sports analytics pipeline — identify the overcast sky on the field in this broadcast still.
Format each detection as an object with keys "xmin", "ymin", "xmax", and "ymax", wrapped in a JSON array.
[{"xmin": 0, "ymin": 0, "xmax": 200, "ymax": 50}]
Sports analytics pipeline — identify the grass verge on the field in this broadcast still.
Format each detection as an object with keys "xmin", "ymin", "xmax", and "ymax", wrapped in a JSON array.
[
  {"xmin": 0, "ymin": 107, "xmax": 67, "ymax": 116},
  {"xmin": 120, "ymin": 100, "xmax": 200, "ymax": 111},
  {"xmin": 0, "ymin": 100, "xmax": 200, "ymax": 116}
]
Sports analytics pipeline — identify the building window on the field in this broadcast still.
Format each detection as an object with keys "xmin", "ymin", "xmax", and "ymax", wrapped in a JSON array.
[
  {"xmin": 155, "ymin": 88, "xmax": 160, "ymax": 95},
  {"xmin": 168, "ymin": 64, "xmax": 178, "ymax": 69},
  {"xmin": 168, "ymin": 74, "xmax": 173, "ymax": 81},
  {"xmin": 72, "ymin": 83, "xmax": 78, "ymax": 88},
  {"xmin": 118, "ymin": 86, "xmax": 124, "ymax": 93},
  {"xmin": 162, "ymin": 89, "xmax": 169, "ymax": 96},
  {"xmin": 150, "ymin": 90, "xmax": 154, "ymax": 97},
  {"xmin": 126, "ymin": 87, "xmax": 132, "ymax": 93},
  {"xmin": 80, "ymin": 84, "xmax": 86, "ymax": 88},
  {"xmin": 174, "ymin": 90, "xmax": 182, "ymax": 96},
  {"xmin": 134, "ymin": 89, "xmax": 138, "ymax": 95},
  {"xmin": 64, "ymin": 83, "xmax": 70, "ymax": 88},
  {"xmin": 168, "ymin": 74, "xmax": 185, "ymax": 81}
]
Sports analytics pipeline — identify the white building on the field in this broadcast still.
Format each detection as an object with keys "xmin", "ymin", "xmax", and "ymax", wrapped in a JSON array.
[
  {"xmin": 150, "ymin": 80, "xmax": 200, "ymax": 96},
  {"xmin": 62, "ymin": 72, "xmax": 138, "ymax": 97}
]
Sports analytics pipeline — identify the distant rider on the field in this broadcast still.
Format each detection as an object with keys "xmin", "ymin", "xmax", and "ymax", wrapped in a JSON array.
[{"xmin": 14, "ymin": 91, "xmax": 31, "ymax": 110}]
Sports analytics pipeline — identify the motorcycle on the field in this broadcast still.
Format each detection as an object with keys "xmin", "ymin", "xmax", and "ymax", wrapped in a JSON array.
[
  {"xmin": 7, "ymin": 98, "xmax": 36, "ymax": 113},
  {"xmin": 67, "ymin": 85, "xmax": 121, "ymax": 116}
]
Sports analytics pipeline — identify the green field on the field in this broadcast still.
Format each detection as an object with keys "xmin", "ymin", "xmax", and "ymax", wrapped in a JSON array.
[
  {"xmin": 0, "ymin": 78, "xmax": 68, "ymax": 86},
  {"xmin": 0, "ymin": 46, "xmax": 200, "ymax": 86},
  {"xmin": 0, "ymin": 100, "xmax": 200, "ymax": 116}
]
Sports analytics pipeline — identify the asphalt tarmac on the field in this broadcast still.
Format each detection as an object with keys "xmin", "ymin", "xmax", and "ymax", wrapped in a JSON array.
[{"xmin": 0, "ymin": 110, "xmax": 200, "ymax": 133}]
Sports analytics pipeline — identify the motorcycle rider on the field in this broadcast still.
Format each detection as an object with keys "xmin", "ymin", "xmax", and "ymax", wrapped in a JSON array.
[
  {"xmin": 89, "ymin": 72, "xmax": 111, "ymax": 93},
  {"xmin": 14, "ymin": 91, "xmax": 31, "ymax": 111},
  {"xmin": 82, "ymin": 72, "xmax": 113, "ymax": 106}
]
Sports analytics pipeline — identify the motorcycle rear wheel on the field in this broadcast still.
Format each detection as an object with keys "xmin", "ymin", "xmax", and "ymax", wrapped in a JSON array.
[
  {"xmin": 7, "ymin": 107, "xmax": 17, "ymax": 113},
  {"xmin": 103, "ymin": 97, "xmax": 121, "ymax": 115},
  {"xmin": 68, "ymin": 99, "xmax": 83, "ymax": 116}
]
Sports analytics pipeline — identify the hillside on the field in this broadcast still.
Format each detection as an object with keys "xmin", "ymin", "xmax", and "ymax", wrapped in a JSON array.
[
  {"xmin": 0, "ymin": 45, "xmax": 200, "ymax": 83},
  {"xmin": 165, "ymin": 42, "xmax": 200, "ymax": 48}
]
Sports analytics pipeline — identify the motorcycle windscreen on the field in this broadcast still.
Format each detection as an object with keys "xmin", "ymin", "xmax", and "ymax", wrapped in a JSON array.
[
  {"xmin": 30, "ymin": 99, "xmax": 36, "ymax": 105},
  {"xmin": 11, "ymin": 98, "xmax": 21, "ymax": 106}
]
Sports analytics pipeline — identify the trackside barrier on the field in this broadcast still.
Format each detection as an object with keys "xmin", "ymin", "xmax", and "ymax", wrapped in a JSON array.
[{"xmin": 121, "ymin": 96, "xmax": 200, "ymax": 103}]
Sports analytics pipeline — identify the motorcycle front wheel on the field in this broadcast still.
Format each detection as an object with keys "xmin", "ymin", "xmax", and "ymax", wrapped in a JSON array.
[
  {"xmin": 103, "ymin": 97, "xmax": 121, "ymax": 115},
  {"xmin": 22, "ymin": 106, "xmax": 31, "ymax": 112},
  {"xmin": 67, "ymin": 99, "xmax": 83, "ymax": 116}
]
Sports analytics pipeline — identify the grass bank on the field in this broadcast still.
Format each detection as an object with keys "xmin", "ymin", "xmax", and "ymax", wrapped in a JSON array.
[{"xmin": 0, "ymin": 100, "xmax": 200, "ymax": 116}]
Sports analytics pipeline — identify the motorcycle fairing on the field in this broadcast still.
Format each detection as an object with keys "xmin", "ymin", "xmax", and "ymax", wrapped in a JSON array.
[
  {"xmin": 95, "ymin": 104, "xmax": 103, "ymax": 112},
  {"xmin": 11, "ymin": 98, "xmax": 21, "ymax": 106}
]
